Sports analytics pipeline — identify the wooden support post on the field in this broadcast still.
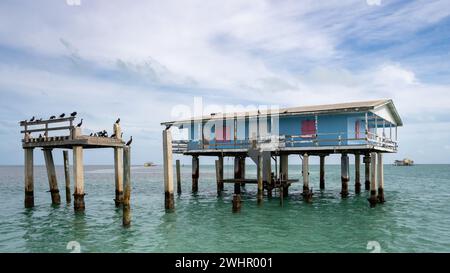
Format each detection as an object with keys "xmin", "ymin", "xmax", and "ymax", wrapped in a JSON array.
[
  {"xmin": 302, "ymin": 153, "xmax": 312, "ymax": 202},
  {"xmin": 262, "ymin": 152, "xmax": 272, "ymax": 198},
  {"xmin": 257, "ymin": 155, "xmax": 263, "ymax": 205},
  {"xmin": 280, "ymin": 154, "xmax": 289, "ymax": 197},
  {"xmin": 377, "ymin": 152, "xmax": 385, "ymax": 203},
  {"xmin": 319, "ymin": 155, "xmax": 325, "ymax": 190},
  {"xmin": 24, "ymin": 148, "xmax": 34, "ymax": 208},
  {"xmin": 192, "ymin": 155, "xmax": 199, "ymax": 193},
  {"xmin": 123, "ymin": 146, "xmax": 131, "ymax": 226},
  {"xmin": 233, "ymin": 156, "xmax": 241, "ymax": 194},
  {"xmin": 176, "ymin": 159, "xmax": 181, "ymax": 195},
  {"xmin": 114, "ymin": 147, "xmax": 124, "ymax": 207},
  {"xmin": 215, "ymin": 156, "xmax": 224, "ymax": 195},
  {"xmin": 240, "ymin": 157, "xmax": 246, "ymax": 188},
  {"xmin": 232, "ymin": 194, "xmax": 241, "ymax": 213},
  {"xmin": 43, "ymin": 148, "xmax": 61, "ymax": 205},
  {"xmin": 355, "ymin": 153, "xmax": 361, "ymax": 194},
  {"xmin": 63, "ymin": 150, "xmax": 71, "ymax": 203},
  {"xmin": 163, "ymin": 130, "xmax": 174, "ymax": 211},
  {"xmin": 73, "ymin": 146, "xmax": 85, "ymax": 211},
  {"xmin": 340, "ymin": 153, "xmax": 349, "ymax": 198},
  {"xmin": 364, "ymin": 154, "xmax": 371, "ymax": 190},
  {"xmin": 368, "ymin": 152, "xmax": 378, "ymax": 207}
]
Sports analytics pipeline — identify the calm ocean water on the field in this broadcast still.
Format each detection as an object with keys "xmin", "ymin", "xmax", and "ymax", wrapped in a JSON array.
[{"xmin": 0, "ymin": 164, "xmax": 449, "ymax": 253}]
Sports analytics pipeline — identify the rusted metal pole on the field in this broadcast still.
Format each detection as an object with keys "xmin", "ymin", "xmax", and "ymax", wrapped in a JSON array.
[
  {"xmin": 122, "ymin": 146, "xmax": 131, "ymax": 226},
  {"xmin": 163, "ymin": 130, "xmax": 174, "ymax": 211},
  {"xmin": 257, "ymin": 155, "xmax": 263, "ymax": 205},
  {"xmin": 43, "ymin": 148, "xmax": 61, "ymax": 205},
  {"xmin": 63, "ymin": 150, "xmax": 71, "ymax": 203},
  {"xmin": 368, "ymin": 152, "xmax": 378, "ymax": 207},
  {"xmin": 340, "ymin": 153, "xmax": 349, "ymax": 198},
  {"xmin": 302, "ymin": 153, "xmax": 312, "ymax": 202},
  {"xmin": 319, "ymin": 155, "xmax": 325, "ymax": 190},
  {"xmin": 176, "ymin": 159, "xmax": 181, "ymax": 195},
  {"xmin": 24, "ymin": 148, "xmax": 34, "ymax": 208},
  {"xmin": 355, "ymin": 153, "xmax": 361, "ymax": 194},
  {"xmin": 364, "ymin": 154, "xmax": 371, "ymax": 190},
  {"xmin": 114, "ymin": 147, "xmax": 124, "ymax": 207},
  {"xmin": 73, "ymin": 146, "xmax": 85, "ymax": 212},
  {"xmin": 192, "ymin": 155, "xmax": 199, "ymax": 193},
  {"xmin": 377, "ymin": 152, "xmax": 385, "ymax": 203}
]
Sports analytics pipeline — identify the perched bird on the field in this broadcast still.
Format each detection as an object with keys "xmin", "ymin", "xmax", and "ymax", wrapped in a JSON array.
[
  {"xmin": 29, "ymin": 116, "xmax": 35, "ymax": 122},
  {"xmin": 110, "ymin": 133, "xmax": 116, "ymax": 138},
  {"xmin": 89, "ymin": 133, "xmax": 93, "ymax": 136},
  {"xmin": 126, "ymin": 136, "xmax": 133, "ymax": 146},
  {"xmin": 50, "ymin": 115, "xmax": 56, "ymax": 120},
  {"xmin": 76, "ymin": 119, "xmax": 83, "ymax": 127},
  {"xmin": 165, "ymin": 124, "xmax": 172, "ymax": 130},
  {"xmin": 120, "ymin": 132, "xmax": 123, "ymax": 139},
  {"xmin": 39, "ymin": 134, "xmax": 42, "ymax": 138},
  {"xmin": 115, "ymin": 118, "xmax": 120, "ymax": 124},
  {"xmin": 70, "ymin": 111, "xmax": 77, "ymax": 117},
  {"xmin": 59, "ymin": 113, "xmax": 65, "ymax": 118}
]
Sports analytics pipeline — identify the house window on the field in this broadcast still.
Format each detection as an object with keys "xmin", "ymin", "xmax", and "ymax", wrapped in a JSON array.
[
  {"xmin": 216, "ymin": 126, "xmax": 231, "ymax": 141},
  {"xmin": 301, "ymin": 120, "xmax": 316, "ymax": 137}
]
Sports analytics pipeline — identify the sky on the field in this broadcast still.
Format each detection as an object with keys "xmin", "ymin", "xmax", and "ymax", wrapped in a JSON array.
[{"xmin": 0, "ymin": 0, "xmax": 450, "ymax": 165}]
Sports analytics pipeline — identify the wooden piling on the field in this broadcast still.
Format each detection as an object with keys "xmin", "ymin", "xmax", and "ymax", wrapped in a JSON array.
[
  {"xmin": 63, "ymin": 150, "xmax": 71, "ymax": 203},
  {"xmin": 192, "ymin": 155, "xmax": 199, "ymax": 193},
  {"xmin": 43, "ymin": 148, "xmax": 61, "ymax": 205},
  {"xmin": 280, "ymin": 154, "xmax": 289, "ymax": 197},
  {"xmin": 73, "ymin": 146, "xmax": 85, "ymax": 211},
  {"xmin": 364, "ymin": 154, "xmax": 371, "ymax": 190},
  {"xmin": 215, "ymin": 157, "xmax": 224, "ymax": 195},
  {"xmin": 368, "ymin": 152, "xmax": 378, "ymax": 207},
  {"xmin": 319, "ymin": 155, "xmax": 325, "ymax": 190},
  {"xmin": 176, "ymin": 159, "xmax": 181, "ymax": 195},
  {"xmin": 233, "ymin": 156, "xmax": 241, "ymax": 194},
  {"xmin": 114, "ymin": 147, "xmax": 124, "ymax": 207},
  {"xmin": 377, "ymin": 152, "xmax": 385, "ymax": 203},
  {"xmin": 262, "ymin": 152, "xmax": 272, "ymax": 198},
  {"xmin": 340, "ymin": 153, "xmax": 349, "ymax": 198},
  {"xmin": 302, "ymin": 153, "xmax": 312, "ymax": 202},
  {"xmin": 232, "ymin": 194, "xmax": 241, "ymax": 213},
  {"xmin": 355, "ymin": 153, "xmax": 361, "ymax": 194},
  {"xmin": 240, "ymin": 156, "xmax": 246, "ymax": 188},
  {"xmin": 257, "ymin": 155, "xmax": 263, "ymax": 205},
  {"xmin": 24, "ymin": 148, "xmax": 34, "ymax": 208},
  {"xmin": 123, "ymin": 146, "xmax": 131, "ymax": 226},
  {"xmin": 163, "ymin": 130, "xmax": 174, "ymax": 211}
]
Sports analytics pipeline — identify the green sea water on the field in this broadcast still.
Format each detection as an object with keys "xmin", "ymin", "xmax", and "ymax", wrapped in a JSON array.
[{"xmin": 0, "ymin": 164, "xmax": 449, "ymax": 253}]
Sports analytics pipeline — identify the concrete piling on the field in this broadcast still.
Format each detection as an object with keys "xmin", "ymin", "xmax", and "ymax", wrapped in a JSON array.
[
  {"xmin": 163, "ymin": 130, "xmax": 174, "ymax": 211},
  {"xmin": 364, "ymin": 154, "xmax": 371, "ymax": 191},
  {"xmin": 63, "ymin": 150, "xmax": 71, "ymax": 204},
  {"xmin": 43, "ymin": 149, "xmax": 61, "ymax": 205},
  {"xmin": 355, "ymin": 154, "xmax": 361, "ymax": 194},
  {"xmin": 176, "ymin": 159, "xmax": 181, "ymax": 195},
  {"xmin": 302, "ymin": 153, "xmax": 312, "ymax": 202},
  {"xmin": 24, "ymin": 148, "xmax": 34, "ymax": 208},
  {"xmin": 122, "ymin": 146, "xmax": 131, "ymax": 226},
  {"xmin": 114, "ymin": 147, "xmax": 124, "ymax": 207},
  {"xmin": 368, "ymin": 152, "xmax": 378, "ymax": 207},
  {"xmin": 192, "ymin": 155, "xmax": 199, "ymax": 193},
  {"xmin": 319, "ymin": 155, "xmax": 325, "ymax": 190},
  {"xmin": 340, "ymin": 153, "xmax": 349, "ymax": 198},
  {"xmin": 73, "ymin": 146, "xmax": 85, "ymax": 212},
  {"xmin": 377, "ymin": 152, "xmax": 385, "ymax": 203}
]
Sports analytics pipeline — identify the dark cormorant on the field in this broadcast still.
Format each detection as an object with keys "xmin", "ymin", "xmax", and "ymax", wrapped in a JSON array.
[
  {"xmin": 59, "ymin": 113, "xmax": 65, "ymax": 118},
  {"xmin": 115, "ymin": 118, "xmax": 120, "ymax": 124},
  {"xmin": 126, "ymin": 136, "xmax": 133, "ymax": 146},
  {"xmin": 50, "ymin": 115, "xmax": 56, "ymax": 119},
  {"xmin": 76, "ymin": 119, "xmax": 83, "ymax": 127},
  {"xmin": 29, "ymin": 116, "xmax": 35, "ymax": 122},
  {"xmin": 111, "ymin": 133, "xmax": 116, "ymax": 138},
  {"xmin": 70, "ymin": 111, "xmax": 77, "ymax": 117}
]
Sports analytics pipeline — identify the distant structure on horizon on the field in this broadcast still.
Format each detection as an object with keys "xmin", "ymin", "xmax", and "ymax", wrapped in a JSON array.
[{"xmin": 394, "ymin": 158, "xmax": 414, "ymax": 166}]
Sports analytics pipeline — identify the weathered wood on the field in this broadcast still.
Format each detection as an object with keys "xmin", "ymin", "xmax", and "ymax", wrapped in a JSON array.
[
  {"xmin": 176, "ymin": 159, "xmax": 181, "ymax": 194},
  {"xmin": 43, "ymin": 149, "xmax": 61, "ymax": 205},
  {"xmin": 163, "ymin": 130, "xmax": 174, "ymax": 211},
  {"xmin": 240, "ymin": 157, "xmax": 246, "ymax": 188},
  {"xmin": 63, "ymin": 150, "xmax": 71, "ymax": 203},
  {"xmin": 262, "ymin": 152, "xmax": 272, "ymax": 197},
  {"xmin": 340, "ymin": 153, "xmax": 349, "ymax": 198},
  {"xmin": 232, "ymin": 194, "xmax": 241, "ymax": 213},
  {"xmin": 377, "ymin": 152, "xmax": 385, "ymax": 203},
  {"xmin": 257, "ymin": 155, "xmax": 263, "ymax": 205},
  {"xmin": 319, "ymin": 155, "xmax": 325, "ymax": 190},
  {"xmin": 355, "ymin": 153, "xmax": 361, "ymax": 194},
  {"xmin": 369, "ymin": 152, "xmax": 378, "ymax": 207},
  {"xmin": 280, "ymin": 154, "xmax": 289, "ymax": 197},
  {"xmin": 21, "ymin": 125, "xmax": 73, "ymax": 134},
  {"xmin": 364, "ymin": 154, "xmax": 371, "ymax": 190},
  {"xmin": 233, "ymin": 156, "xmax": 242, "ymax": 194},
  {"xmin": 192, "ymin": 155, "xmax": 199, "ymax": 193},
  {"xmin": 24, "ymin": 148, "xmax": 34, "ymax": 208},
  {"xmin": 302, "ymin": 153, "xmax": 312, "ymax": 202},
  {"xmin": 114, "ymin": 147, "xmax": 124, "ymax": 207},
  {"xmin": 123, "ymin": 146, "xmax": 131, "ymax": 226},
  {"xmin": 73, "ymin": 146, "xmax": 85, "ymax": 211},
  {"xmin": 218, "ymin": 156, "xmax": 224, "ymax": 194}
]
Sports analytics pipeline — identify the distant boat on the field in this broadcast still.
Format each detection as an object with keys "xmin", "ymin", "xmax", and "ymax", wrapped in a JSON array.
[
  {"xmin": 394, "ymin": 158, "xmax": 414, "ymax": 166},
  {"xmin": 144, "ymin": 162, "xmax": 156, "ymax": 167}
]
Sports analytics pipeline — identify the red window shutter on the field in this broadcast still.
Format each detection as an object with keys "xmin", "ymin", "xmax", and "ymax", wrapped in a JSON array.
[{"xmin": 301, "ymin": 120, "xmax": 316, "ymax": 136}]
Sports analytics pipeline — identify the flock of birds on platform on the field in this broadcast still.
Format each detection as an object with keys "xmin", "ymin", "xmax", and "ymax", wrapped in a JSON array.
[{"xmin": 23, "ymin": 114, "xmax": 132, "ymax": 146}]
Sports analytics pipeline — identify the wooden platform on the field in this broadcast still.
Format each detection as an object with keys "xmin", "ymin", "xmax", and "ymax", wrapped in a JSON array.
[
  {"xmin": 222, "ymin": 178, "xmax": 299, "ymax": 184},
  {"xmin": 22, "ymin": 135, "xmax": 125, "ymax": 149}
]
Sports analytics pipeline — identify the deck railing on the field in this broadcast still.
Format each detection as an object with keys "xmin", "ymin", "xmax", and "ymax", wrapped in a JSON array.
[
  {"xmin": 20, "ymin": 117, "xmax": 77, "ymax": 143},
  {"xmin": 172, "ymin": 130, "xmax": 398, "ymax": 153}
]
